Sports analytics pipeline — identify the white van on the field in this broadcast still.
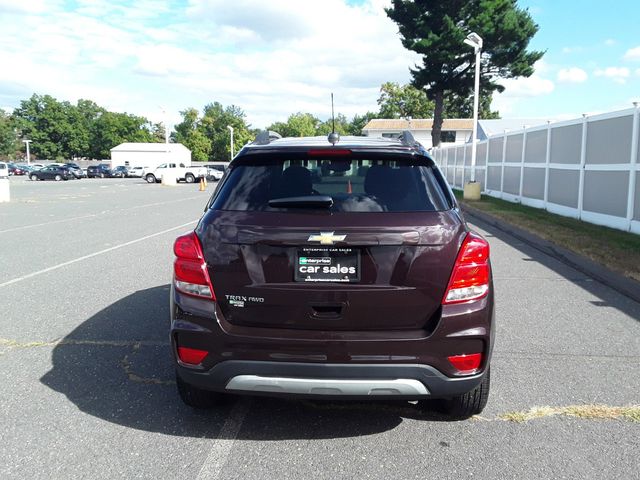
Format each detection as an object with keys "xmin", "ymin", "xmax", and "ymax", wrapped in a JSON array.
[{"xmin": 0, "ymin": 162, "xmax": 8, "ymax": 178}]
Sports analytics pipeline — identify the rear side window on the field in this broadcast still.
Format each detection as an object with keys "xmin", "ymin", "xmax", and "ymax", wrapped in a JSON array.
[{"xmin": 212, "ymin": 157, "xmax": 452, "ymax": 213}]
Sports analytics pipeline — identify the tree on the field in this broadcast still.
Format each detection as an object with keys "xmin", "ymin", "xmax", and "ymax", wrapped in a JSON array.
[
  {"xmin": 377, "ymin": 82, "xmax": 434, "ymax": 119},
  {"xmin": 316, "ymin": 113, "xmax": 350, "ymax": 136},
  {"xmin": 443, "ymin": 91, "xmax": 500, "ymax": 119},
  {"xmin": 267, "ymin": 113, "xmax": 320, "ymax": 138},
  {"xmin": 173, "ymin": 103, "xmax": 253, "ymax": 162},
  {"xmin": 348, "ymin": 111, "xmax": 379, "ymax": 135},
  {"xmin": 90, "ymin": 111, "xmax": 154, "ymax": 159},
  {"xmin": 386, "ymin": 0, "xmax": 543, "ymax": 146},
  {"xmin": 0, "ymin": 109, "xmax": 18, "ymax": 158}
]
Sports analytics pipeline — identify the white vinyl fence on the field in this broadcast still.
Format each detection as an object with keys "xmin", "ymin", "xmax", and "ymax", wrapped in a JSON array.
[{"xmin": 432, "ymin": 106, "xmax": 640, "ymax": 234}]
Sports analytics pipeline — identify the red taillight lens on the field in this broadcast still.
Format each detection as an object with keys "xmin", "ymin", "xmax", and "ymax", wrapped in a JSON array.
[
  {"xmin": 448, "ymin": 353, "xmax": 483, "ymax": 375},
  {"xmin": 443, "ymin": 232, "xmax": 490, "ymax": 305},
  {"xmin": 177, "ymin": 346, "xmax": 209, "ymax": 365},
  {"xmin": 173, "ymin": 231, "xmax": 215, "ymax": 300}
]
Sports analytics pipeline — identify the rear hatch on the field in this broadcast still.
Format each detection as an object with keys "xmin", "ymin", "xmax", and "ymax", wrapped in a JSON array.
[{"xmin": 198, "ymin": 150, "xmax": 465, "ymax": 332}]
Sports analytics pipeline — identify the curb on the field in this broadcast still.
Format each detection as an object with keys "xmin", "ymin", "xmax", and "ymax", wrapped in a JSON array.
[{"xmin": 460, "ymin": 202, "xmax": 640, "ymax": 305}]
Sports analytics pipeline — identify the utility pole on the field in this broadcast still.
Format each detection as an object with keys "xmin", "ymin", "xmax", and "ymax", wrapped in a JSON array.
[{"xmin": 227, "ymin": 126, "xmax": 234, "ymax": 160}]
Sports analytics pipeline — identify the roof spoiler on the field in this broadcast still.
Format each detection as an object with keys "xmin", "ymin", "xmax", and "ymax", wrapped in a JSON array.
[
  {"xmin": 253, "ymin": 130, "xmax": 282, "ymax": 145},
  {"xmin": 399, "ymin": 130, "xmax": 418, "ymax": 147}
]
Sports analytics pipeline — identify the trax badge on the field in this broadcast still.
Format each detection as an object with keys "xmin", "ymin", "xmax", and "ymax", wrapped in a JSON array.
[{"xmin": 308, "ymin": 232, "xmax": 346, "ymax": 245}]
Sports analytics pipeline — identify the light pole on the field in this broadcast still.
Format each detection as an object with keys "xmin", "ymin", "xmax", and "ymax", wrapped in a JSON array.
[
  {"xmin": 227, "ymin": 126, "xmax": 234, "ymax": 160},
  {"xmin": 159, "ymin": 106, "xmax": 169, "ymax": 162},
  {"xmin": 23, "ymin": 139, "xmax": 32, "ymax": 165},
  {"xmin": 463, "ymin": 32, "xmax": 482, "ymax": 186}
]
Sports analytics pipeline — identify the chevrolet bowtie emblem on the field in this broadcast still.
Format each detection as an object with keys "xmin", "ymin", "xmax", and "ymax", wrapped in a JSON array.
[{"xmin": 308, "ymin": 232, "xmax": 346, "ymax": 245}]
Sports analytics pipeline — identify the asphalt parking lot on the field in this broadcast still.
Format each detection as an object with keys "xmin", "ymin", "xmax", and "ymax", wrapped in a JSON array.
[{"xmin": 1, "ymin": 176, "xmax": 639, "ymax": 479}]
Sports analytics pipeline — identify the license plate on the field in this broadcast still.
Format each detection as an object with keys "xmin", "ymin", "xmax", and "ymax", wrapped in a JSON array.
[{"xmin": 295, "ymin": 248, "xmax": 360, "ymax": 283}]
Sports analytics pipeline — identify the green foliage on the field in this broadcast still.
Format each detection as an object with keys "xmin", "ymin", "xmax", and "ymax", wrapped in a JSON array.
[
  {"xmin": 267, "ymin": 113, "xmax": 320, "ymax": 138},
  {"xmin": 11, "ymin": 94, "xmax": 159, "ymax": 159},
  {"xmin": 443, "ymin": 91, "xmax": 500, "ymax": 119},
  {"xmin": 348, "ymin": 112, "xmax": 379, "ymax": 135},
  {"xmin": 377, "ymin": 82, "xmax": 434, "ymax": 119},
  {"xmin": 173, "ymin": 103, "xmax": 254, "ymax": 162},
  {"xmin": 386, "ymin": 0, "xmax": 542, "ymax": 145},
  {"xmin": 0, "ymin": 109, "xmax": 18, "ymax": 158}
]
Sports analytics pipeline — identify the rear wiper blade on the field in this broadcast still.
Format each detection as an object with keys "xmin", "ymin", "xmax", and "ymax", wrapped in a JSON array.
[{"xmin": 268, "ymin": 195, "xmax": 333, "ymax": 208}]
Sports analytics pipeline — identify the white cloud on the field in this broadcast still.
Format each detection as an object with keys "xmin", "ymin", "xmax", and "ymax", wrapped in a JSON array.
[
  {"xmin": 557, "ymin": 67, "xmax": 588, "ymax": 83},
  {"xmin": 604, "ymin": 39, "xmax": 616, "ymax": 46},
  {"xmin": 594, "ymin": 67, "xmax": 630, "ymax": 84},
  {"xmin": 624, "ymin": 46, "xmax": 640, "ymax": 61},
  {"xmin": 561, "ymin": 46, "xmax": 582, "ymax": 54},
  {"xmin": 636, "ymin": 68, "xmax": 640, "ymax": 77}
]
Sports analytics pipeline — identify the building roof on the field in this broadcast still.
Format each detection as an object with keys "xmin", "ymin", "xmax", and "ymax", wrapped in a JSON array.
[
  {"xmin": 477, "ymin": 119, "xmax": 548, "ymax": 139},
  {"xmin": 362, "ymin": 118, "xmax": 474, "ymax": 131},
  {"xmin": 110, "ymin": 142, "xmax": 190, "ymax": 153}
]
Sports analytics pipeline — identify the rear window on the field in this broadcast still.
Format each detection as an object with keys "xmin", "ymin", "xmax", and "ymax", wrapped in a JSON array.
[{"xmin": 212, "ymin": 156, "xmax": 452, "ymax": 213}]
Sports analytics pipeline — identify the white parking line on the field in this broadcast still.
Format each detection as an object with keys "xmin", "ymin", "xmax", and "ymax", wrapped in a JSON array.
[
  {"xmin": 196, "ymin": 399, "xmax": 251, "ymax": 480},
  {"xmin": 0, "ymin": 196, "xmax": 203, "ymax": 234},
  {"xmin": 0, "ymin": 220, "xmax": 198, "ymax": 288}
]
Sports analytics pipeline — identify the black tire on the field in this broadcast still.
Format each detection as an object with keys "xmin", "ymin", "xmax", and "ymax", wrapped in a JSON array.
[
  {"xmin": 441, "ymin": 369, "xmax": 490, "ymax": 420},
  {"xmin": 145, "ymin": 174, "xmax": 156, "ymax": 184},
  {"xmin": 185, "ymin": 173, "xmax": 195, "ymax": 183},
  {"xmin": 100, "ymin": 172, "xmax": 105, "ymax": 178},
  {"xmin": 30, "ymin": 174, "xmax": 38, "ymax": 181},
  {"xmin": 54, "ymin": 174, "xmax": 62, "ymax": 181},
  {"xmin": 176, "ymin": 372, "xmax": 224, "ymax": 409}
]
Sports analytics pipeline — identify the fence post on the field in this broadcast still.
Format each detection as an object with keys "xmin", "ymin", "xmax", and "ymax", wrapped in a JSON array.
[
  {"xmin": 500, "ymin": 131, "xmax": 508, "ymax": 198},
  {"xmin": 483, "ymin": 139, "xmax": 489, "ymax": 193},
  {"xmin": 627, "ymin": 103, "xmax": 639, "ymax": 231},
  {"xmin": 577, "ymin": 114, "xmax": 588, "ymax": 219},
  {"xmin": 543, "ymin": 120, "xmax": 551, "ymax": 209},
  {"xmin": 519, "ymin": 127, "xmax": 527, "ymax": 199}
]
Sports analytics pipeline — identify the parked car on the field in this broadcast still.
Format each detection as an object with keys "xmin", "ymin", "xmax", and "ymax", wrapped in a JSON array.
[
  {"xmin": 205, "ymin": 162, "xmax": 228, "ymax": 181},
  {"xmin": 8, "ymin": 163, "xmax": 28, "ymax": 176},
  {"xmin": 29, "ymin": 165, "xmax": 74, "ymax": 181},
  {"xmin": 64, "ymin": 163, "xmax": 84, "ymax": 179},
  {"xmin": 127, "ymin": 166, "xmax": 148, "ymax": 178},
  {"xmin": 144, "ymin": 163, "xmax": 207, "ymax": 184},
  {"xmin": 86, "ymin": 164, "xmax": 112, "ymax": 178},
  {"xmin": 170, "ymin": 132, "xmax": 495, "ymax": 419},
  {"xmin": 30, "ymin": 163, "xmax": 45, "ymax": 170},
  {"xmin": 110, "ymin": 166, "xmax": 129, "ymax": 178}
]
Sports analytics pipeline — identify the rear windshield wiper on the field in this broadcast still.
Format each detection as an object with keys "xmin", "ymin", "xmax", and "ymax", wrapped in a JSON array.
[{"xmin": 268, "ymin": 195, "xmax": 333, "ymax": 208}]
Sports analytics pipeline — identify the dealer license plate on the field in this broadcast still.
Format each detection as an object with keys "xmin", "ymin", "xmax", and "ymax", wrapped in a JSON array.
[{"xmin": 295, "ymin": 248, "xmax": 360, "ymax": 283}]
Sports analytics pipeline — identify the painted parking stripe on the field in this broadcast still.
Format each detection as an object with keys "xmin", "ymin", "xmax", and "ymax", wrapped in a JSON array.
[
  {"xmin": 196, "ymin": 399, "xmax": 251, "ymax": 480},
  {"xmin": 0, "ymin": 220, "xmax": 198, "ymax": 288},
  {"xmin": 0, "ymin": 195, "xmax": 202, "ymax": 234}
]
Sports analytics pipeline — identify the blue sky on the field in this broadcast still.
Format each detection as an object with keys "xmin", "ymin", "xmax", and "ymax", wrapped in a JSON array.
[{"xmin": 0, "ymin": 0, "xmax": 638, "ymax": 128}]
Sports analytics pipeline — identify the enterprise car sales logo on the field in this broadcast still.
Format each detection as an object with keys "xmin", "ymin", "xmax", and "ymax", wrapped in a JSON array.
[{"xmin": 307, "ymin": 232, "xmax": 346, "ymax": 245}]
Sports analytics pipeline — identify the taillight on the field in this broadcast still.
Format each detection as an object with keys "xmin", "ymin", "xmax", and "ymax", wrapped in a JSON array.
[
  {"xmin": 442, "ymin": 232, "xmax": 490, "ymax": 305},
  {"xmin": 307, "ymin": 149, "xmax": 352, "ymax": 156},
  {"xmin": 173, "ymin": 231, "xmax": 215, "ymax": 300},
  {"xmin": 177, "ymin": 346, "xmax": 209, "ymax": 365},
  {"xmin": 448, "ymin": 353, "xmax": 483, "ymax": 375}
]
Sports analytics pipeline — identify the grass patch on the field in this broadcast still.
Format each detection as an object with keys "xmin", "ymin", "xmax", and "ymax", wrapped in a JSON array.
[
  {"xmin": 455, "ymin": 190, "xmax": 640, "ymax": 282},
  {"xmin": 500, "ymin": 405, "xmax": 640, "ymax": 423}
]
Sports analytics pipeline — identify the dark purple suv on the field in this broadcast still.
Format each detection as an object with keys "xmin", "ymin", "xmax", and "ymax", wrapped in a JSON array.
[{"xmin": 170, "ymin": 132, "xmax": 494, "ymax": 419}]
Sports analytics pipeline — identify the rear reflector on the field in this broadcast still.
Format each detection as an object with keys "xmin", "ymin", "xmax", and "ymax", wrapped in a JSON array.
[
  {"xmin": 177, "ymin": 346, "xmax": 209, "ymax": 365},
  {"xmin": 173, "ymin": 231, "xmax": 216, "ymax": 300},
  {"xmin": 448, "ymin": 353, "xmax": 483, "ymax": 374},
  {"xmin": 442, "ymin": 232, "xmax": 490, "ymax": 304}
]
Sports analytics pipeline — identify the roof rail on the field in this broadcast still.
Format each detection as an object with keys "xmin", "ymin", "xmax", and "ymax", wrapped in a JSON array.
[
  {"xmin": 399, "ymin": 130, "xmax": 418, "ymax": 147},
  {"xmin": 253, "ymin": 130, "xmax": 282, "ymax": 145}
]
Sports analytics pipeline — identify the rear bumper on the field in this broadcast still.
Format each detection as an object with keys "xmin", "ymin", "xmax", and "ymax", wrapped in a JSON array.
[
  {"xmin": 176, "ymin": 360, "xmax": 486, "ymax": 400},
  {"xmin": 170, "ymin": 284, "xmax": 494, "ymax": 400}
]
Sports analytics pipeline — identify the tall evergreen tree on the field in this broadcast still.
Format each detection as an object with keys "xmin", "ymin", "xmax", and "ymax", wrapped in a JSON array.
[{"xmin": 386, "ymin": 0, "xmax": 543, "ymax": 146}]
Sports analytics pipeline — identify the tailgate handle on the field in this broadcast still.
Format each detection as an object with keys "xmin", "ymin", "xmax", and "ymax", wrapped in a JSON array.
[{"xmin": 310, "ymin": 303, "xmax": 344, "ymax": 319}]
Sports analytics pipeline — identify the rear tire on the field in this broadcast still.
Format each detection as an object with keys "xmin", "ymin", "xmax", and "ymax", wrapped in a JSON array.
[
  {"xmin": 54, "ymin": 174, "xmax": 62, "ymax": 181},
  {"xmin": 145, "ymin": 174, "xmax": 156, "ymax": 184},
  {"xmin": 185, "ymin": 173, "xmax": 195, "ymax": 183},
  {"xmin": 176, "ymin": 372, "xmax": 224, "ymax": 409},
  {"xmin": 440, "ymin": 369, "xmax": 490, "ymax": 420}
]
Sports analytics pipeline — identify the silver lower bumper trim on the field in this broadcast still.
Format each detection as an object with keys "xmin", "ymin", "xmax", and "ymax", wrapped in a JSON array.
[{"xmin": 225, "ymin": 375, "xmax": 429, "ymax": 396}]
